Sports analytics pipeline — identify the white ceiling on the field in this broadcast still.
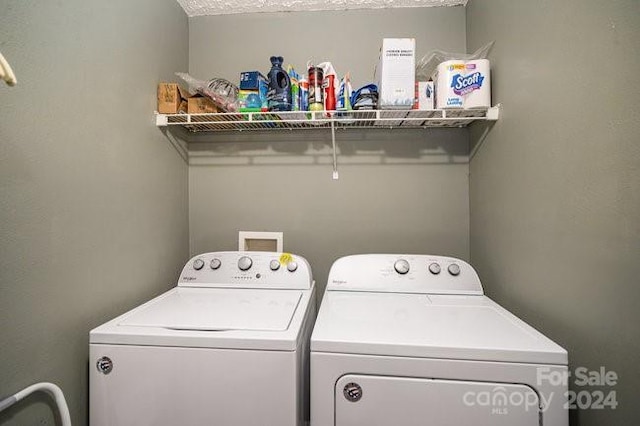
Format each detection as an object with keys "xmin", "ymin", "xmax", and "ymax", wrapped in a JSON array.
[{"xmin": 177, "ymin": 0, "xmax": 467, "ymax": 17}]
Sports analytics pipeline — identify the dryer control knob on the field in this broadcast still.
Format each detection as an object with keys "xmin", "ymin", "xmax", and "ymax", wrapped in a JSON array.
[
  {"xmin": 210, "ymin": 258, "xmax": 222, "ymax": 270},
  {"xmin": 448, "ymin": 263, "xmax": 461, "ymax": 276},
  {"xmin": 428, "ymin": 262, "xmax": 441, "ymax": 275},
  {"xmin": 270, "ymin": 260, "xmax": 281, "ymax": 271},
  {"xmin": 193, "ymin": 259, "xmax": 205, "ymax": 270},
  {"xmin": 287, "ymin": 261, "xmax": 298, "ymax": 272},
  {"xmin": 238, "ymin": 256, "xmax": 253, "ymax": 271},
  {"xmin": 394, "ymin": 259, "xmax": 410, "ymax": 275}
]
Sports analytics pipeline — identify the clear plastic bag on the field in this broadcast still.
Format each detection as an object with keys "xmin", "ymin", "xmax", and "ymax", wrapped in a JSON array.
[
  {"xmin": 175, "ymin": 72, "xmax": 239, "ymax": 112},
  {"xmin": 416, "ymin": 41, "xmax": 495, "ymax": 81}
]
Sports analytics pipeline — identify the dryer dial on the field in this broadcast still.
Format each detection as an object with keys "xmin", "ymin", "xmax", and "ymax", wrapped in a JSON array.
[
  {"xmin": 270, "ymin": 260, "xmax": 281, "ymax": 271},
  {"xmin": 210, "ymin": 258, "xmax": 221, "ymax": 270}
]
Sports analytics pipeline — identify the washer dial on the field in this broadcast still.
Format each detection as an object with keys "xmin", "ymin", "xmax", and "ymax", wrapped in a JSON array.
[
  {"xmin": 193, "ymin": 259, "xmax": 205, "ymax": 270},
  {"xmin": 238, "ymin": 256, "xmax": 253, "ymax": 271},
  {"xmin": 286, "ymin": 261, "xmax": 298, "ymax": 272},
  {"xmin": 448, "ymin": 263, "xmax": 461, "ymax": 276},
  {"xmin": 210, "ymin": 258, "xmax": 221, "ymax": 270},
  {"xmin": 394, "ymin": 259, "xmax": 410, "ymax": 275},
  {"xmin": 270, "ymin": 260, "xmax": 281, "ymax": 271}
]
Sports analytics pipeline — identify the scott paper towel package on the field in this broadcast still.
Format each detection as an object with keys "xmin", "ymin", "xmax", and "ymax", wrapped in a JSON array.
[
  {"xmin": 434, "ymin": 59, "xmax": 491, "ymax": 109},
  {"xmin": 435, "ymin": 60, "xmax": 466, "ymax": 108}
]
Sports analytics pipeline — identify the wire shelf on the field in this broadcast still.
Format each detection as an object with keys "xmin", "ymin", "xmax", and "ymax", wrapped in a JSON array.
[{"xmin": 155, "ymin": 106, "xmax": 500, "ymax": 132}]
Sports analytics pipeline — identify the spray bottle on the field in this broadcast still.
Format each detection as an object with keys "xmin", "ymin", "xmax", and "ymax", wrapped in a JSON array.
[{"xmin": 317, "ymin": 62, "xmax": 338, "ymax": 114}]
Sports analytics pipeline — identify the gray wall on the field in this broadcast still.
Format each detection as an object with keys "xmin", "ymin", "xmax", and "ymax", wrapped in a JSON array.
[
  {"xmin": 0, "ymin": 1, "xmax": 189, "ymax": 425},
  {"xmin": 188, "ymin": 7, "xmax": 471, "ymax": 292},
  {"xmin": 467, "ymin": 1, "xmax": 640, "ymax": 425}
]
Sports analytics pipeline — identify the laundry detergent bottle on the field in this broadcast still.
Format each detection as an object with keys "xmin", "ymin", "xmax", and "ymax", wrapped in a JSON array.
[{"xmin": 267, "ymin": 56, "xmax": 292, "ymax": 111}]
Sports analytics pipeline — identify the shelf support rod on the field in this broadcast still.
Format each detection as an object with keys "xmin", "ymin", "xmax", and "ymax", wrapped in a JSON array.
[{"xmin": 331, "ymin": 119, "xmax": 339, "ymax": 180}]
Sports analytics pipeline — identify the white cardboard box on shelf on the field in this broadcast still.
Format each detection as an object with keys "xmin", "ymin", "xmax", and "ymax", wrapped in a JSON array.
[{"xmin": 374, "ymin": 38, "xmax": 415, "ymax": 109}]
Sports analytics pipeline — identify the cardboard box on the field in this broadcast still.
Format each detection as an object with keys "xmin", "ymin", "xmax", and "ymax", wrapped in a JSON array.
[
  {"xmin": 240, "ymin": 71, "xmax": 268, "ymax": 91},
  {"xmin": 238, "ymin": 90, "xmax": 263, "ymax": 112},
  {"xmin": 187, "ymin": 96, "xmax": 219, "ymax": 114},
  {"xmin": 239, "ymin": 71, "xmax": 268, "ymax": 111},
  {"xmin": 157, "ymin": 83, "xmax": 188, "ymax": 114},
  {"xmin": 374, "ymin": 38, "xmax": 416, "ymax": 109},
  {"xmin": 417, "ymin": 81, "xmax": 435, "ymax": 110}
]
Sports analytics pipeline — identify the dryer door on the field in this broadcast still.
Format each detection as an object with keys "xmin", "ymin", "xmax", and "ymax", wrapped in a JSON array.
[{"xmin": 335, "ymin": 374, "xmax": 541, "ymax": 426}]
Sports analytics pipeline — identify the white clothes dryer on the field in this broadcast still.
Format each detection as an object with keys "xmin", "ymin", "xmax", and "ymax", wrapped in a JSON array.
[
  {"xmin": 311, "ymin": 254, "xmax": 568, "ymax": 426},
  {"xmin": 90, "ymin": 251, "xmax": 316, "ymax": 426}
]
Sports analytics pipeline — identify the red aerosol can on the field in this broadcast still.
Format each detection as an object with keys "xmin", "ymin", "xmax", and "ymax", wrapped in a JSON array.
[{"xmin": 323, "ymin": 74, "xmax": 336, "ymax": 112}]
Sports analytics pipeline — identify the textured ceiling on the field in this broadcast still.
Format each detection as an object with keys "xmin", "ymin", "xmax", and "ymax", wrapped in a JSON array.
[{"xmin": 177, "ymin": 0, "xmax": 467, "ymax": 17}]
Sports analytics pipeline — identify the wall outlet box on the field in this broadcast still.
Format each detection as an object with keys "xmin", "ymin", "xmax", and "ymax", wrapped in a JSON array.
[
  {"xmin": 374, "ymin": 38, "xmax": 415, "ymax": 109},
  {"xmin": 238, "ymin": 231, "xmax": 283, "ymax": 252}
]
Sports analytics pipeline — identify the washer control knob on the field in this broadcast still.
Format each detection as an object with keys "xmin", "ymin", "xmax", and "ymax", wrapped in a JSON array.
[
  {"xmin": 193, "ymin": 259, "xmax": 205, "ymax": 270},
  {"xmin": 238, "ymin": 256, "xmax": 253, "ymax": 271},
  {"xmin": 448, "ymin": 263, "xmax": 461, "ymax": 276},
  {"xmin": 287, "ymin": 261, "xmax": 298, "ymax": 272},
  {"xmin": 394, "ymin": 259, "xmax": 410, "ymax": 275},
  {"xmin": 210, "ymin": 258, "xmax": 221, "ymax": 270},
  {"xmin": 270, "ymin": 260, "xmax": 281, "ymax": 271},
  {"xmin": 428, "ymin": 262, "xmax": 441, "ymax": 275}
]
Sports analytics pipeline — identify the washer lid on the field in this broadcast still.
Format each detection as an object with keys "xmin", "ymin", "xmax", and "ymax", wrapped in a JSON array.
[
  {"xmin": 119, "ymin": 288, "xmax": 301, "ymax": 331},
  {"xmin": 311, "ymin": 292, "xmax": 567, "ymax": 365}
]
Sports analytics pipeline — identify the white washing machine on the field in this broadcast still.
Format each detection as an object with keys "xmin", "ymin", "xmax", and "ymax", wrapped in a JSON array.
[
  {"xmin": 90, "ymin": 251, "xmax": 316, "ymax": 426},
  {"xmin": 311, "ymin": 254, "xmax": 568, "ymax": 426}
]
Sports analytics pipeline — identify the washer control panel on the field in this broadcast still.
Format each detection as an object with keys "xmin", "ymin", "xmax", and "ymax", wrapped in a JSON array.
[
  {"xmin": 179, "ymin": 251, "xmax": 312, "ymax": 289},
  {"xmin": 327, "ymin": 254, "xmax": 483, "ymax": 295}
]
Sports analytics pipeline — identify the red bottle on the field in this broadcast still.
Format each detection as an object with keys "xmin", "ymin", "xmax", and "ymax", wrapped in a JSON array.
[{"xmin": 324, "ymin": 74, "xmax": 336, "ymax": 111}]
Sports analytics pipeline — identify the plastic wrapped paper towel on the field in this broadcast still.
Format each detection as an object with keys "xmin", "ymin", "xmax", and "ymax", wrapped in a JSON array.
[
  {"xmin": 434, "ymin": 59, "xmax": 491, "ymax": 109},
  {"xmin": 435, "ymin": 60, "xmax": 466, "ymax": 109},
  {"xmin": 463, "ymin": 59, "xmax": 491, "ymax": 109}
]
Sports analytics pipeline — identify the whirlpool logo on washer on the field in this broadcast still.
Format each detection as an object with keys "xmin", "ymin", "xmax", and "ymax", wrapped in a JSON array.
[
  {"xmin": 343, "ymin": 383, "xmax": 363, "ymax": 402},
  {"xmin": 332, "ymin": 279, "xmax": 348, "ymax": 285},
  {"xmin": 182, "ymin": 276, "xmax": 197, "ymax": 281}
]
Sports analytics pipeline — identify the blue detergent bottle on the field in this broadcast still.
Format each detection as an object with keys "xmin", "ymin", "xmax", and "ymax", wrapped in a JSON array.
[{"xmin": 267, "ymin": 56, "xmax": 292, "ymax": 111}]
